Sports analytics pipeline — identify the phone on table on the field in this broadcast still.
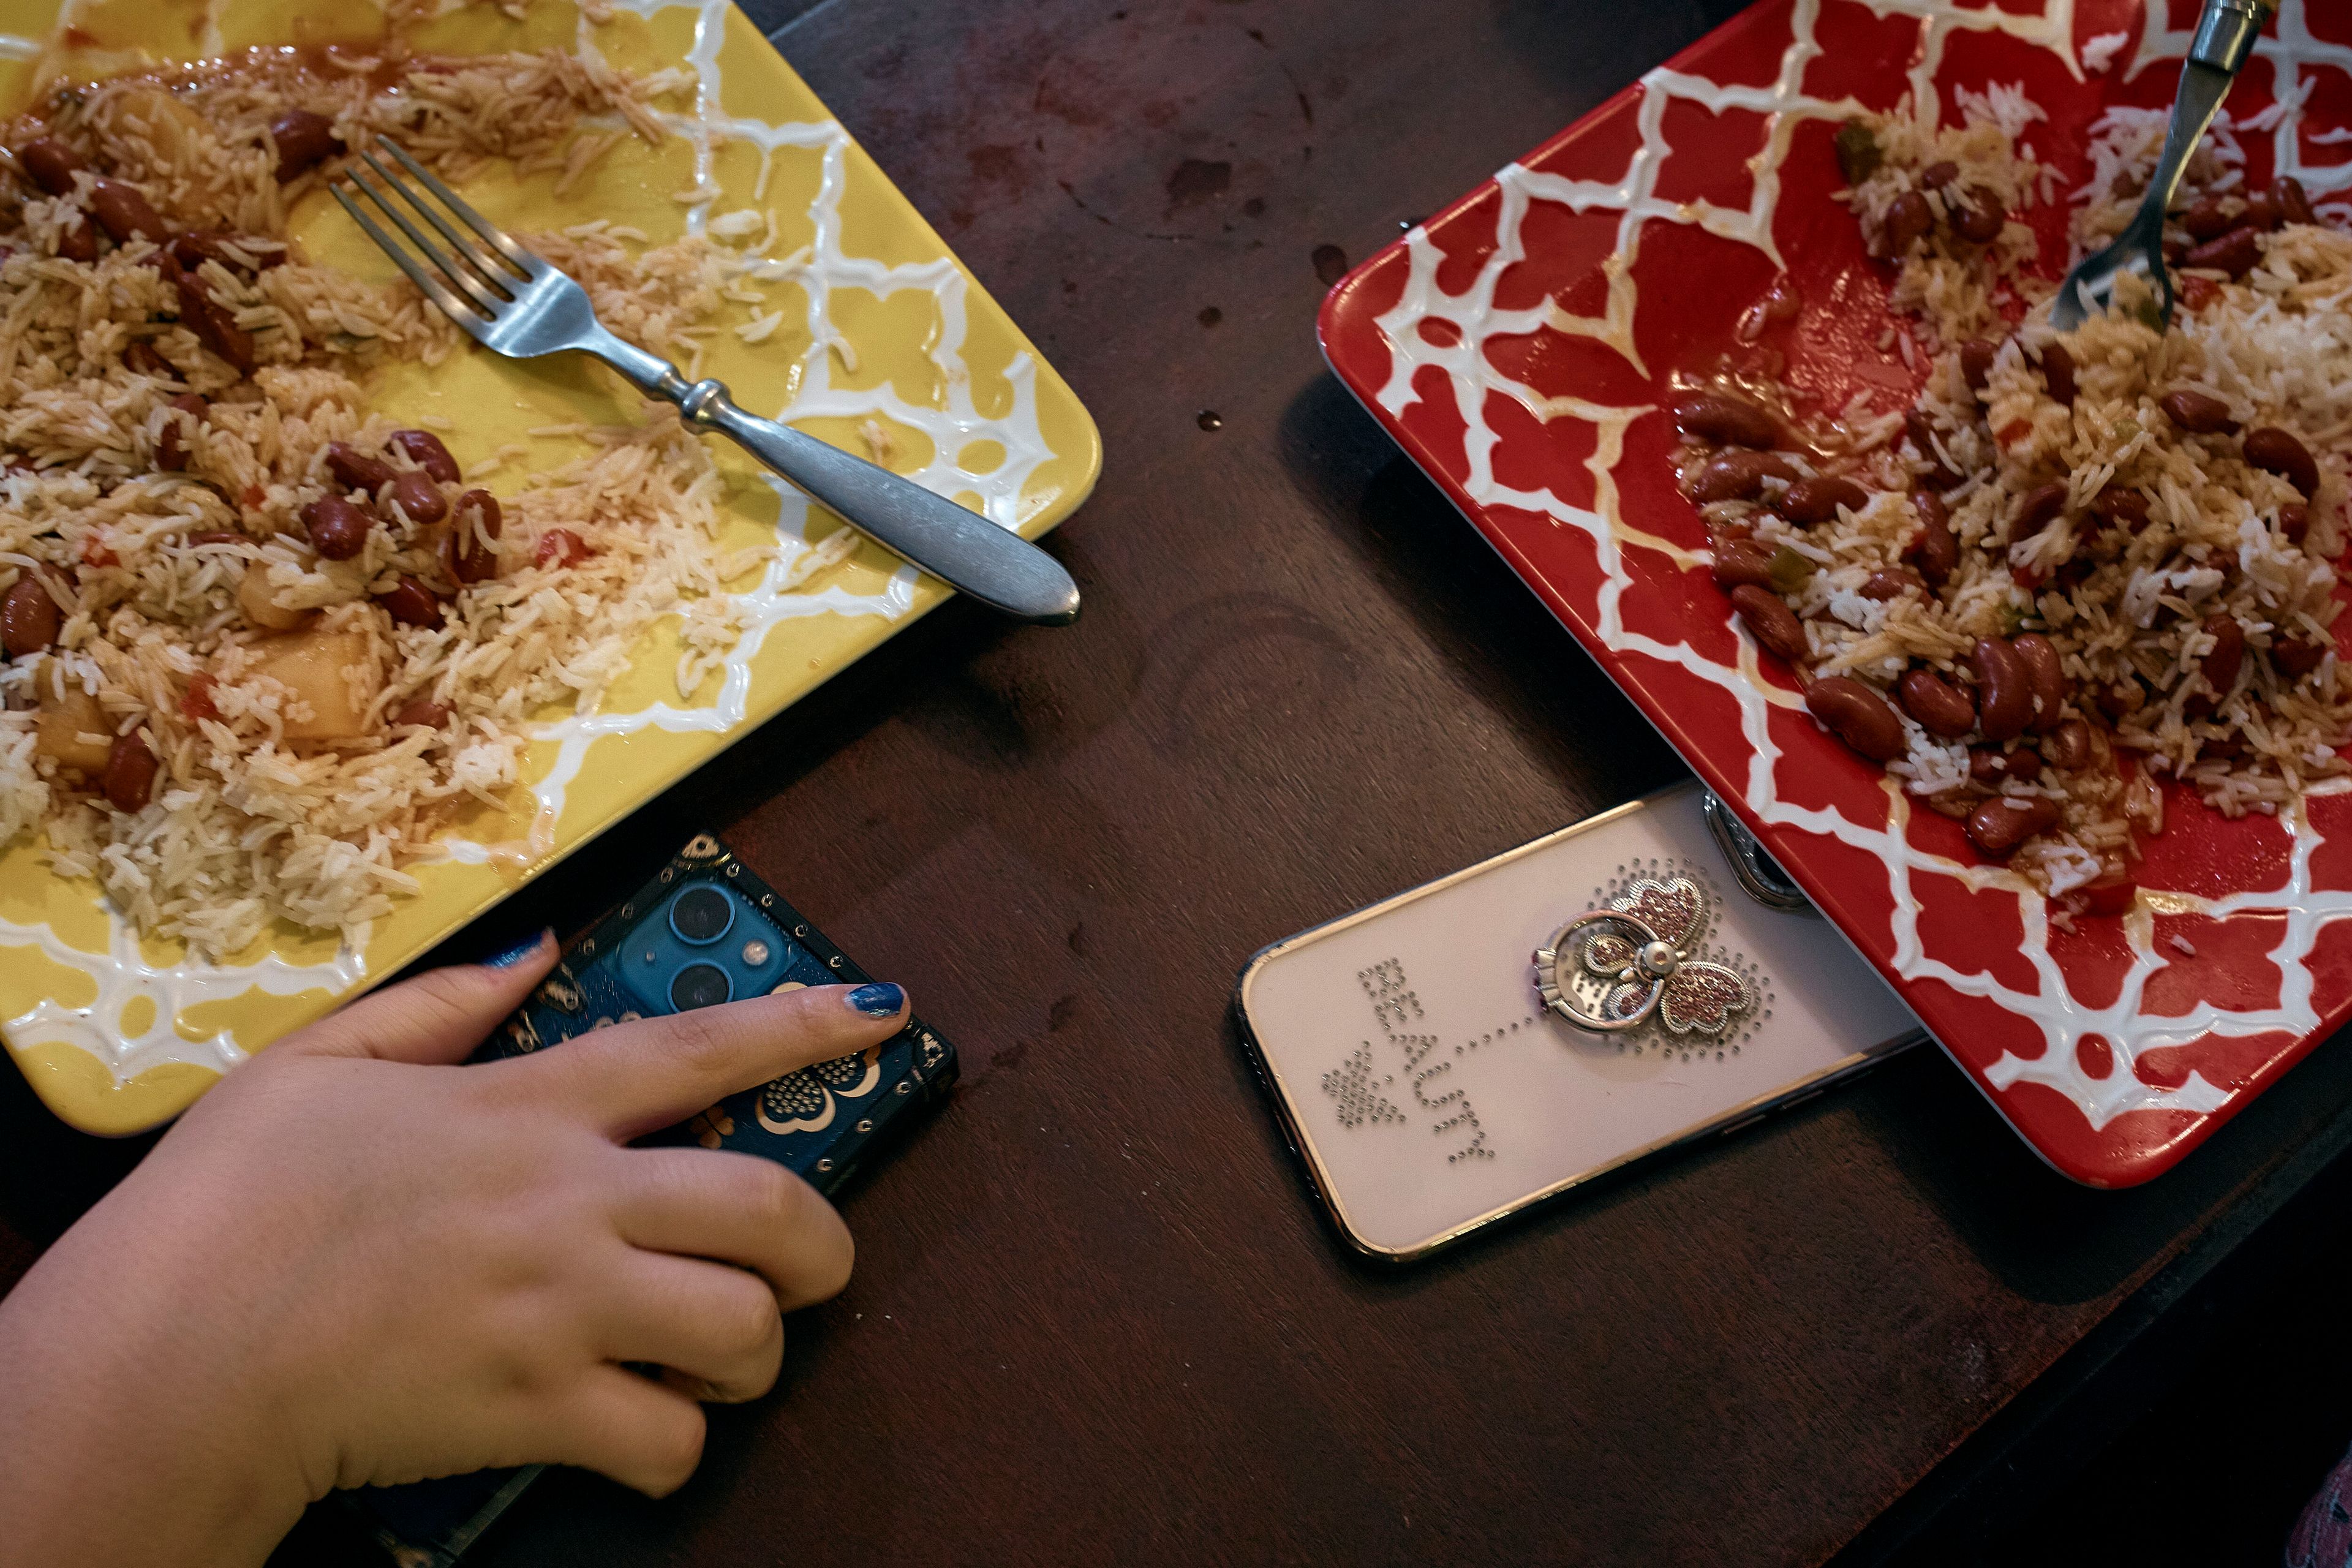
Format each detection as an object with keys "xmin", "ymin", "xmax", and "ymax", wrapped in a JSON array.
[
  {"xmin": 347, "ymin": 834, "xmax": 957, "ymax": 1567},
  {"xmin": 1234, "ymin": 780, "xmax": 1923, "ymax": 1263}
]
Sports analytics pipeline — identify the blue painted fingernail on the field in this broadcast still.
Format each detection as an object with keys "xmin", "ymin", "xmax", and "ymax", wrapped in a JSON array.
[
  {"xmin": 483, "ymin": 929, "xmax": 551, "ymax": 970},
  {"xmin": 846, "ymin": 982, "xmax": 903, "ymax": 1017}
]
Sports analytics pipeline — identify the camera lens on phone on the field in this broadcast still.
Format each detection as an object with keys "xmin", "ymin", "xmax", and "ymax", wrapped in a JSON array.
[
  {"xmin": 669, "ymin": 886, "xmax": 734, "ymax": 945},
  {"xmin": 670, "ymin": 962, "xmax": 733, "ymax": 1011}
]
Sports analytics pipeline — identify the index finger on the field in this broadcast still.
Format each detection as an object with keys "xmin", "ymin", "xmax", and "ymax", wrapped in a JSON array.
[{"xmin": 507, "ymin": 981, "xmax": 910, "ymax": 1138}]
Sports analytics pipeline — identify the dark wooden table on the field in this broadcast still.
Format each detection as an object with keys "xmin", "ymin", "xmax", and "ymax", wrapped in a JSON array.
[{"xmin": 9, "ymin": 1, "xmax": 2352, "ymax": 1562}]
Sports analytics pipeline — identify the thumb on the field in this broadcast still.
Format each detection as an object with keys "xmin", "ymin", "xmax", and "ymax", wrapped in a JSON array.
[{"xmin": 289, "ymin": 929, "xmax": 559, "ymax": 1065}]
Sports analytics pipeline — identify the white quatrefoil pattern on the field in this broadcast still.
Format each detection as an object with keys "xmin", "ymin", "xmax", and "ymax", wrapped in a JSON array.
[{"xmin": 1321, "ymin": 0, "xmax": 2352, "ymax": 1185}]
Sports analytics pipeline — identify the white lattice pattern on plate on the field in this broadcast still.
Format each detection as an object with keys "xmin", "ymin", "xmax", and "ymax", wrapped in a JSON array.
[
  {"xmin": 0, "ymin": 0, "xmax": 1061, "ymax": 1085},
  {"xmin": 1370, "ymin": 0, "xmax": 2352, "ymax": 1130}
]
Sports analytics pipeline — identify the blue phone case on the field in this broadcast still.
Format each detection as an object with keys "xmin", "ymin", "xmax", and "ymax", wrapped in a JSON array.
[{"xmin": 346, "ymin": 834, "xmax": 957, "ymax": 1566}]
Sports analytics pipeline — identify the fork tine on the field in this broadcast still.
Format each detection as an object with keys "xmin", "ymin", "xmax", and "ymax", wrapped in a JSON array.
[
  {"xmin": 375, "ymin": 137, "xmax": 541, "ymax": 274},
  {"xmin": 341, "ymin": 168, "xmax": 512, "ymax": 317},
  {"xmin": 329, "ymin": 182, "xmax": 489, "ymax": 326},
  {"xmin": 356, "ymin": 148, "xmax": 522, "ymax": 291}
]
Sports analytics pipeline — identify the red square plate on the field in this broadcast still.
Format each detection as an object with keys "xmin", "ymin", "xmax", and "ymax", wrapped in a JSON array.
[{"xmin": 1320, "ymin": 0, "xmax": 2352, "ymax": 1187}]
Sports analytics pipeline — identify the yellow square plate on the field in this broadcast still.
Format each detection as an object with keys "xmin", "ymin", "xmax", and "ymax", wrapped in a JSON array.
[{"xmin": 0, "ymin": 0, "xmax": 1100, "ymax": 1134}]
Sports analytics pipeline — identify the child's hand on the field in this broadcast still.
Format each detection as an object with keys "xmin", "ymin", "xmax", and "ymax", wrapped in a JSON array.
[{"xmin": 0, "ymin": 933, "xmax": 911, "ymax": 1568}]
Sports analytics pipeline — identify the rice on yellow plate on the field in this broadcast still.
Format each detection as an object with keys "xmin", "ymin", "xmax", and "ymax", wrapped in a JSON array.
[{"xmin": 0, "ymin": 0, "xmax": 1100, "ymax": 1133}]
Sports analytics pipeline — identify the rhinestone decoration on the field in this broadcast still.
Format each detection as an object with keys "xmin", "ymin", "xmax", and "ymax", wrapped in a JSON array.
[{"xmin": 1535, "ymin": 863, "xmax": 1762, "ymax": 1045}]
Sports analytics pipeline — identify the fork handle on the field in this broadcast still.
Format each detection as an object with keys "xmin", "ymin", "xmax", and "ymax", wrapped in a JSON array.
[
  {"xmin": 2192, "ymin": 0, "xmax": 2274, "ymax": 73},
  {"xmin": 594, "ymin": 337, "xmax": 1080, "ymax": 624}
]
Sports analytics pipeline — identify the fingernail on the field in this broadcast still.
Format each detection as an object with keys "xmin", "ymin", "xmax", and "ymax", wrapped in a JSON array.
[
  {"xmin": 483, "ymin": 929, "xmax": 552, "ymax": 970},
  {"xmin": 845, "ymin": 982, "xmax": 903, "ymax": 1017}
]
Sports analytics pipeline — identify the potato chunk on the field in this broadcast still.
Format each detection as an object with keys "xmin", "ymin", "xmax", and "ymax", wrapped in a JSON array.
[
  {"xmin": 236, "ymin": 564, "xmax": 315, "ymax": 632},
  {"xmin": 102, "ymin": 84, "xmax": 209, "ymax": 173},
  {"xmin": 34, "ymin": 678, "xmax": 114, "ymax": 774},
  {"xmin": 249, "ymin": 629, "xmax": 380, "ymax": 741}
]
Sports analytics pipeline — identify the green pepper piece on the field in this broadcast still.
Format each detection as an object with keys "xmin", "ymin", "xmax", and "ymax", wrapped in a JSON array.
[
  {"xmin": 1834, "ymin": 119, "xmax": 1881, "ymax": 186},
  {"xmin": 1768, "ymin": 545, "xmax": 1817, "ymax": 595}
]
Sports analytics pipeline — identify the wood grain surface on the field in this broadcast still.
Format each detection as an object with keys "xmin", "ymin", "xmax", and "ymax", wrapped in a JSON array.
[{"xmin": 5, "ymin": 1, "xmax": 2352, "ymax": 1563}]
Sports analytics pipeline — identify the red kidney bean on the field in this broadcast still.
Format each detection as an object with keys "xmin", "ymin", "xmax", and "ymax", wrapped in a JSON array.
[
  {"xmin": 1965, "ymin": 795, "xmax": 2060, "ymax": 858},
  {"xmin": 88, "ymin": 178, "xmax": 167, "ymax": 244},
  {"xmin": 2041, "ymin": 343, "xmax": 2077, "ymax": 406},
  {"xmin": 325, "ymin": 442, "xmax": 397, "ymax": 493},
  {"xmin": 1920, "ymin": 160, "xmax": 1959, "ymax": 191},
  {"xmin": 300, "ymin": 495, "xmax": 371, "ymax": 560},
  {"xmin": 172, "ymin": 230, "xmax": 279, "ymax": 277},
  {"xmin": 2014, "ymin": 481, "xmax": 2069, "ymax": 539},
  {"xmin": 385, "ymin": 470, "xmax": 447, "ymax": 525},
  {"xmin": 1904, "ymin": 410, "xmax": 1959, "ymax": 489},
  {"xmin": 389, "ymin": 429, "xmax": 462, "ymax": 484},
  {"xmin": 2282, "ymin": 501, "xmax": 2310, "ymax": 543},
  {"xmin": 175, "ymin": 275, "xmax": 254, "ymax": 374},
  {"xmin": 1898, "ymin": 666, "xmax": 1975, "ymax": 737},
  {"xmin": 56, "ymin": 216, "xmax": 96, "ymax": 263},
  {"xmin": 2160, "ymin": 389, "xmax": 2236, "ymax": 434},
  {"xmin": 2244, "ymin": 188, "xmax": 2282, "ymax": 231},
  {"xmin": 2041, "ymin": 718, "xmax": 2093, "ymax": 770},
  {"xmin": 103, "ymin": 729, "xmax": 159, "ymax": 812},
  {"xmin": 2201, "ymin": 614, "xmax": 2245, "ymax": 698},
  {"xmin": 378, "ymin": 576, "xmax": 445, "ymax": 630},
  {"xmin": 1970, "ymin": 746, "xmax": 2040, "ymax": 786},
  {"xmin": 390, "ymin": 696, "xmax": 450, "ymax": 730},
  {"xmin": 1806, "ymin": 676, "xmax": 1907, "ymax": 762},
  {"xmin": 1970, "ymin": 637, "xmax": 2034, "ymax": 742},
  {"xmin": 2012, "ymin": 633, "xmax": 2068, "ymax": 729},
  {"xmin": 1, "ymin": 575, "xmax": 60, "ymax": 656},
  {"xmin": 1906, "ymin": 490, "xmax": 1958, "ymax": 589},
  {"xmin": 154, "ymin": 393, "xmax": 206, "ymax": 472},
  {"xmin": 2186, "ymin": 224, "xmax": 2263, "ymax": 278},
  {"xmin": 1779, "ymin": 475, "xmax": 1869, "ymax": 527},
  {"xmin": 2274, "ymin": 637, "xmax": 2328, "ymax": 679},
  {"xmin": 1690, "ymin": 448, "xmax": 1796, "ymax": 503},
  {"xmin": 1730, "ymin": 583, "xmax": 1806, "ymax": 661},
  {"xmin": 448, "ymin": 489, "xmax": 502, "ymax": 584},
  {"xmin": 2094, "ymin": 488, "xmax": 2150, "ymax": 533},
  {"xmin": 1879, "ymin": 190, "xmax": 1932, "ymax": 257},
  {"xmin": 123, "ymin": 340, "xmax": 171, "ymax": 378},
  {"xmin": 2244, "ymin": 426, "xmax": 2320, "ymax": 497},
  {"xmin": 2180, "ymin": 194, "xmax": 2236, "ymax": 242},
  {"xmin": 15, "ymin": 137, "xmax": 82, "ymax": 197},
  {"xmin": 1860, "ymin": 567, "xmax": 1924, "ymax": 602},
  {"xmin": 1672, "ymin": 388, "xmax": 1780, "ymax": 448},
  {"xmin": 270, "ymin": 110, "xmax": 343, "ymax": 181},
  {"xmin": 1709, "ymin": 540, "xmax": 1776, "ymax": 592},
  {"xmin": 2278, "ymin": 175, "xmax": 2316, "ymax": 227},
  {"xmin": 534, "ymin": 528, "xmax": 590, "ymax": 570},
  {"xmin": 1949, "ymin": 187, "xmax": 2006, "ymax": 243},
  {"xmin": 1959, "ymin": 338, "xmax": 1997, "ymax": 393}
]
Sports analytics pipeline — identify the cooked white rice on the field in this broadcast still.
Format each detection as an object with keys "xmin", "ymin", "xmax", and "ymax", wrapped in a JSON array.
[
  {"xmin": 0, "ymin": 41, "xmax": 795, "ymax": 958},
  {"xmin": 1680, "ymin": 97, "xmax": 2352, "ymax": 902}
]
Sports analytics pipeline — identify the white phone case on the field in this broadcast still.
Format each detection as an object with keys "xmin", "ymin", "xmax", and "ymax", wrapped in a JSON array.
[{"xmin": 1235, "ymin": 779, "xmax": 1924, "ymax": 1261}]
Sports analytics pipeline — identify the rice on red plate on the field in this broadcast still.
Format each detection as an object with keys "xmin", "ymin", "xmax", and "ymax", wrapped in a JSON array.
[{"xmin": 1676, "ymin": 93, "xmax": 2352, "ymax": 913}]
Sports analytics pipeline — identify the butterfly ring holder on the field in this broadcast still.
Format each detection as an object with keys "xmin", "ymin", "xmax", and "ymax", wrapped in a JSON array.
[
  {"xmin": 1536, "ymin": 875, "xmax": 1760, "ymax": 1039},
  {"xmin": 1234, "ymin": 782, "xmax": 1926, "ymax": 1262}
]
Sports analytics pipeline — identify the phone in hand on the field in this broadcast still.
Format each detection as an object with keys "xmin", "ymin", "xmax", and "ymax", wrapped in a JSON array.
[{"xmin": 347, "ymin": 834, "xmax": 957, "ymax": 1566}]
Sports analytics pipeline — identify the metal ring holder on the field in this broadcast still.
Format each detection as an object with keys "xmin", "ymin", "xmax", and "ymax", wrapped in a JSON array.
[{"xmin": 1700, "ymin": 790, "xmax": 1814, "ymax": 914}]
